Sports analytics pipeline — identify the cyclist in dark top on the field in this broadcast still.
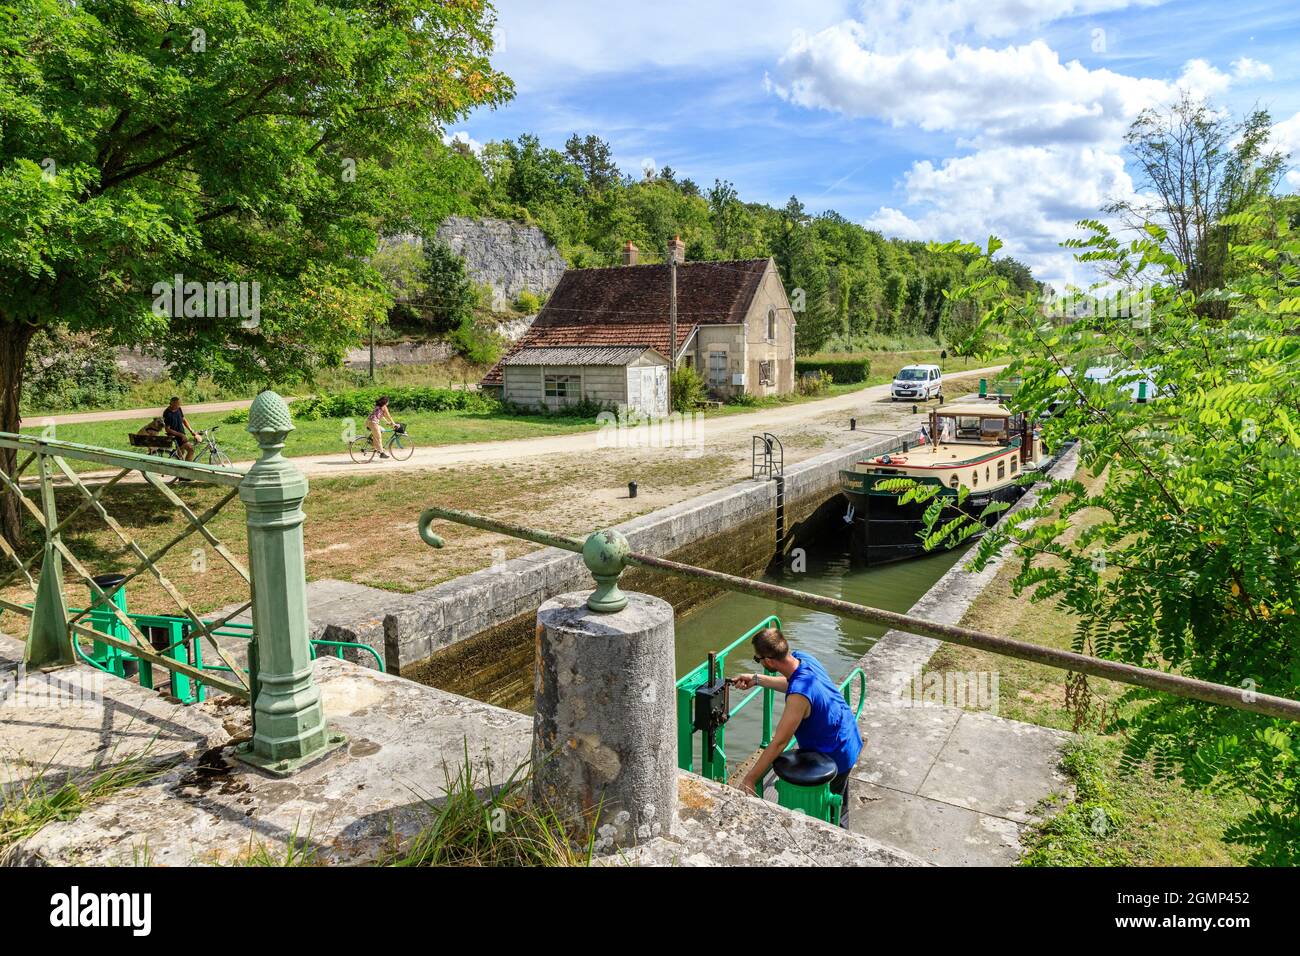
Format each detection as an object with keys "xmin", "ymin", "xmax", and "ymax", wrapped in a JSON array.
[{"xmin": 162, "ymin": 397, "xmax": 198, "ymax": 461}]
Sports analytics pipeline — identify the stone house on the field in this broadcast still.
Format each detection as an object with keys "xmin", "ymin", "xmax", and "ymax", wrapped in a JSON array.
[{"xmin": 482, "ymin": 238, "xmax": 796, "ymax": 408}]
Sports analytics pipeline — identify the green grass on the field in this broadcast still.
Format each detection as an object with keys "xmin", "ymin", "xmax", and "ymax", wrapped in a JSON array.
[
  {"xmin": 1020, "ymin": 736, "xmax": 1253, "ymax": 867},
  {"xmin": 1, "ymin": 752, "xmax": 165, "ymax": 863},
  {"xmin": 22, "ymin": 406, "xmax": 605, "ymax": 471},
  {"xmin": 380, "ymin": 750, "xmax": 591, "ymax": 867}
]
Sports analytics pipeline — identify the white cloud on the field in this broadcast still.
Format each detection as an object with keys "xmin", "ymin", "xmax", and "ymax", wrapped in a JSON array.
[
  {"xmin": 1231, "ymin": 57, "xmax": 1274, "ymax": 82},
  {"xmin": 442, "ymin": 130, "xmax": 484, "ymax": 156},
  {"xmin": 770, "ymin": 3, "xmax": 1274, "ymax": 285},
  {"xmin": 1271, "ymin": 111, "xmax": 1300, "ymax": 189},
  {"xmin": 487, "ymin": 0, "xmax": 851, "ymax": 88},
  {"xmin": 847, "ymin": 0, "xmax": 1161, "ymax": 52},
  {"xmin": 774, "ymin": 37, "xmax": 1177, "ymax": 145},
  {"xmin": 864, "ymin": 145, "xmax": 1139, "ymax": 286}
]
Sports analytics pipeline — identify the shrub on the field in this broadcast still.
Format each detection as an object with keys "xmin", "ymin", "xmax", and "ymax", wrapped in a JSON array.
[
  {"xmin": 22, "ymin": 331, "xmax": 130, "ymax": 412},
  {"xmin": 794, "ymin": 357, "xmax": 870, "ymax": 384},
  {"xmin": 450, "ymin": 314, "xmax": 503, "ymax": 365},
  {"xmin": 514, "ymin": 290, "xmax": 541, "ymax": 314},
  {"xmin": 796, "ymin": 369, "xmax": 833, "ymax": 396},
  {"xmin": 670, "ymin": 365, "xmax": 706, "ymax": 412},
  {"xmin": 224, "ymin": 386, "xmax": 500, "ymax": 424}
]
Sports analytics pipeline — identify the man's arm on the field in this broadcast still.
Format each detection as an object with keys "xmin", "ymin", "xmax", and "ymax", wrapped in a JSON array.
[
  {"xmin": 732, "ymin": 672, "xmax": 788, "ymax": 693},
  {"xmin": 739, "ymin": 694, "xmax": 809, "ymax": 796},
  {"xmin": 181, "ymin": 415, "xmax": 198, "ymax": 437}
]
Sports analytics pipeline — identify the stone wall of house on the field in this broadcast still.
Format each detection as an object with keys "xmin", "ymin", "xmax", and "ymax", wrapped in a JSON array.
[{"xmin": 433, "ymin": 216, "xmax": 567, "ymax": 304}]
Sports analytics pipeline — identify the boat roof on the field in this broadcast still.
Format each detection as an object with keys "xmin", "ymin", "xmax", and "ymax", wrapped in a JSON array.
[{"xmin": 937, "ymin": 402, "xmax": 1014, "ymax": 418}]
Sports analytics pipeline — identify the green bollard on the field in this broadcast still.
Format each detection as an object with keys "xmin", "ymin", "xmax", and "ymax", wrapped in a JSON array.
[
  {"xmin": 235, "ymin": 391, "xmax": 343, "ymax": 774},
  {"xmin": 771, "ymin": 750, "xmax": 843, "ymax": 826}
]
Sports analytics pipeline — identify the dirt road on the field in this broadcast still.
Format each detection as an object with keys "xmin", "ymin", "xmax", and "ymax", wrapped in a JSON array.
[{"xmin": 290, "ymin": 366, "xmax": 1006, "ymax": 479}]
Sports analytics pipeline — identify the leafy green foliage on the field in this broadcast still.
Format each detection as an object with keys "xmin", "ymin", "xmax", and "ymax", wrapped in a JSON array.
[
  {"xmin": 670, "ymin": 364, "xmax": 706, "ymax": 412},
  {"xmin": 924, "ymin": 197, "xmax": 1300, "ymax": 863},
  {"xmin": 794, "ymin": 357, "xmax": 871, "ymax": 384},
  {"xmin": 224, "ymin": 386, "xmax": 496, "ymax": 424},
  {"xmin": 417, "ymin": 240, "xmax": 478, "ymax": 335},
  {"xmin": 0, "ymin": 0, "xmax": 510, "ymax": 417},
  {"xmin": 22, "ymin": 330, "xmax": 130, "ymax": 412}
]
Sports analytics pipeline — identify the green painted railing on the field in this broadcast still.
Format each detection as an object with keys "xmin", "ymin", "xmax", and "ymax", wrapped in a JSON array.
[
  {"xmin": 62, "ymin": 605, "xmax": 383, "ymax": 705},
  {"xmin": 676, "ymin": 615, "xmax": 868, "ymax": 787}
]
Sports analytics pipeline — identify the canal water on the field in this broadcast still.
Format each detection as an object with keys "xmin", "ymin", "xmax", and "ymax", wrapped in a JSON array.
[{"xmin": 673, "ymin": 527, "xmax": 969, "ymax": 770}]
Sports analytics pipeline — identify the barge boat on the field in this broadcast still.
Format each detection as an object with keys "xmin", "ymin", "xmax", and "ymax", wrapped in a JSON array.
[{"xmin": 841, "ymin": 402, "xmax": 1050, "ymax": 565}]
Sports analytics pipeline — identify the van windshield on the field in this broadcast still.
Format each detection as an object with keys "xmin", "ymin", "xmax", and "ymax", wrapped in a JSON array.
[{"xmin": 896, "ymin": 368, "xmax": 927, "ymax": 381}]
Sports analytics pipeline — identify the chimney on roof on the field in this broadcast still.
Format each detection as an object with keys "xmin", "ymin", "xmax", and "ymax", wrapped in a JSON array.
[
  {"xmin": 623, "ymin": 240, "xmax": 639, "ymax": 266},
  {"xmin": 667, "ymin": 234, "xmax": 686, "ymax": 265}
]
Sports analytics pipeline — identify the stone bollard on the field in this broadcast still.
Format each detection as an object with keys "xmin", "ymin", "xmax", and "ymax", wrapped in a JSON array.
[
  {"xmin": 237, "ymin": 391, "xmax": 343, "ymax": 774},
  {"xmin": 531, "ymin": 531, "xmax": 677, "ymax": 852}
]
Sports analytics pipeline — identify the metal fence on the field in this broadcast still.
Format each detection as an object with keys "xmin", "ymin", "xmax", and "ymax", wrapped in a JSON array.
[{"xmin": 0, "ymin": 392, "xmax": 342, "ymax": 774}]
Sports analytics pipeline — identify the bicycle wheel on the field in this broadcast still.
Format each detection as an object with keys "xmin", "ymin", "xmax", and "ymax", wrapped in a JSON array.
[
  {"xmin": 348, "ymin": 437, "xmax": 376, "ymax": 464},
  {"xmin": 388, "ymin": 433, "xmax": 415, "ymax": 461},
  {"xmin": 210, "ymin": 450, "xmax": 233, "ymax": 468}
]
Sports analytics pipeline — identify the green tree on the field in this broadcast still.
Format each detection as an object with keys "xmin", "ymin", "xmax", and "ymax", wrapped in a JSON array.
[
  {"xmin": 920, "ymin": 206, "xmax": 1300, "ymax": 862},
  {"xmin": 0, "ymin": 0, "xmax": 510, "ymax": 541},
  {"xmin": 1107, "ymin": 94, "xmax": 1285, "ymax": 301},
  {"xmin": 771, "ymin": 198, "xmax": 834, "ymax": 354}
]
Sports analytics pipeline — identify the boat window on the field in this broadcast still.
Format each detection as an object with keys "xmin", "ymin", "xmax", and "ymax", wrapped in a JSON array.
[
  {"xmin": 971, "ymin": 470, "xmax": 978, "ymax": 487},
  {"xmin": 981, "ymin": 418, "xmax": 1009, "ymax": 441},
  {"xmin": 949, "ymin": 476, "xmax": 959, "ymax": 489},
  {"xmin": 985, "ymin": 467, "xmax": 990, "ymax": 481},
  {"xmin": 997, "ymin": 460, "xmax": 1006, "ymax": 479},
  {"xmin": 954, "ymin": 415, "xmax": 982, "ymax": 439},
  {"xmin": 1011, "ymin": 459, "xmax": 1018, "ymax": 473}
]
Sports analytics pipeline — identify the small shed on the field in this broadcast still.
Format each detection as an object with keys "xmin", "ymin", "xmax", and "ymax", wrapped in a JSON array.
[{"xmin": 500, "ymin": 346, "xmax": 670, "ymax": 416}]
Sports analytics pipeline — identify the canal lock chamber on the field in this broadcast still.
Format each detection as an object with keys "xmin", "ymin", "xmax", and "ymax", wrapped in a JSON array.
[{"xmin": 402, "ymin": 485, "xmax": 970, "ymax": 766}]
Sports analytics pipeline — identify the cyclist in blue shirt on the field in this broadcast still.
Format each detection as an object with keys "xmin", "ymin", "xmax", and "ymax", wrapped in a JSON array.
[
  {"xmin": 732, "ymin": 625, "xmax": 863, "ymax": 826},
  {"xmin": 162, "ymin": 396, "xmax": 198, "ymax": 461}
]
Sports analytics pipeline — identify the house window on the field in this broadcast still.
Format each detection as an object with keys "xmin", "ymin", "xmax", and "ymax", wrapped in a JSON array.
[
  {"xmin": 759, "ymin": 360, "xmax": 774, "ymax": 386},
  {"xmin": 544, "ymin": 374, "xmax": 580, "ymax": 404},
  {"xmin": 708, "ymin": 351, "xmax": 728, "ymax": 389},
  {"xmin": 767, "ymin": 307, "xmax": 777, "ymax": 342}
]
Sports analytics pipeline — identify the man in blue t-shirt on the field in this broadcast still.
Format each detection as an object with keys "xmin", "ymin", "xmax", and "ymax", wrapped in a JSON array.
[
  {"xmin": 162, "ymin": 396, "xmax": 198, "ymax": 461},
  {"xmin": 733, "ymin": 626, "xmax": 863, "ymax": 826}
]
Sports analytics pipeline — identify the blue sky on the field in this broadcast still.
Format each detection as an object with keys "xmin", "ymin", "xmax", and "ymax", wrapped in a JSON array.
[{"xmin": 453, "ymin": 1, "xmax": 1300, "ymax": 285}]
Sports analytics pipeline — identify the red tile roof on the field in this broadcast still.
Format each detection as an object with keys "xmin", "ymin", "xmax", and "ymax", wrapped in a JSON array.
[{"xmin": 482, "ymin": 258, "xmax": 771, "ymax": 385}]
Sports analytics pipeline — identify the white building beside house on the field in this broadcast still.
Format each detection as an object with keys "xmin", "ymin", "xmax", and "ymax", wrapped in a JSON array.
[{"xmin": 498, "ymin": 345, "xmax": 670, "ymax": 416}]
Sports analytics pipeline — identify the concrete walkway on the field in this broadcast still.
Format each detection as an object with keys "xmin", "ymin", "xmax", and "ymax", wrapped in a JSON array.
[{"xmin": 7, "ymin": 644, "xmax": 923, "ymax": 867}]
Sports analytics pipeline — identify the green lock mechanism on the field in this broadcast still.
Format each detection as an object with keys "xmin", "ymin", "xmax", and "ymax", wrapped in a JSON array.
[
  {"xmin": 771, "ymin": 750, "xmax": 843, "ymax": 826},
  {"xmin": 692, "ymin": 652, "xmax": 730, "ymax": 766}
]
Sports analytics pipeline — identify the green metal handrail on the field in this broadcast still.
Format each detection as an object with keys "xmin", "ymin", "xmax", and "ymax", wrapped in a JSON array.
[
  {"xmin": 675, "ymin": 615, "xmax": 781, "ymax": 781},
  {"xmin": 53, "ymin": 605, "xmax": 384, "ymax": 704}
]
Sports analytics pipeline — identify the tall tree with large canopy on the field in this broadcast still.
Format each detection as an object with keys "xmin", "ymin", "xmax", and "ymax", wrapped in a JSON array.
[{"xmin": 0, "ymin": 0, "xmax": 511, "ymax": 542}]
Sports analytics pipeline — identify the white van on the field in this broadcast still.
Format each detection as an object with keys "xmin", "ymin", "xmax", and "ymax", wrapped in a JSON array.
[{"xmin": 891, "ymin": 364, "xmax": 942, "ymax": 401}]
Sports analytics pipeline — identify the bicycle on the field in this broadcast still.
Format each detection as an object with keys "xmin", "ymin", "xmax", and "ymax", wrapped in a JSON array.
[
  {"xmin": 193, "ymin": 426, "xmax": 233, "ymax": 468},
  {"xmin": 348, "ymin": 422, "xmax": 415, "ymax": 464}
]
